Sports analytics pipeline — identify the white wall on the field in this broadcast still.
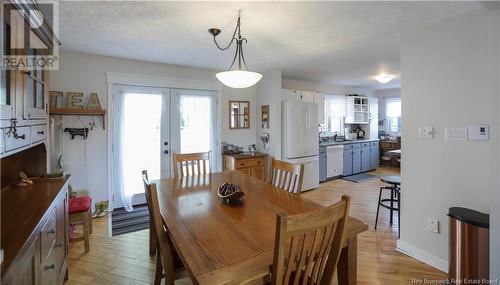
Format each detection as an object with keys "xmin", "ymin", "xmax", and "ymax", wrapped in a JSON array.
[
  {"xmin": 49, "ymin": 50, "xmax": 256, "ymax": 206},
  {"xmin": 489, "ymin": 9, "xmax": 500, "ymax": 281},
  {"xmin": 256, "ymin": 70, "xmax": 282, "ymax": 159},
  {"xmin": 399, "ymin": 9, "xmax": 498, "ymax": 273}
]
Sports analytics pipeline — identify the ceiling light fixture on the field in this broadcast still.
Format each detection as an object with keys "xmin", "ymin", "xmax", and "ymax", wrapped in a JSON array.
[
  {"xmin": 209, "ymin": 11, "xmax": 262, "ymax": 89},
  {"xmin": 375, "ymin": 74, "xmax": 394, "ymax": 84}
]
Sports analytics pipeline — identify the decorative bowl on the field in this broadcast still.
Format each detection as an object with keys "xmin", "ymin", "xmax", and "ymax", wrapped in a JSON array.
[{"xmin": 218, "ymin": 181, "xmax": 245, "ymax": 203}]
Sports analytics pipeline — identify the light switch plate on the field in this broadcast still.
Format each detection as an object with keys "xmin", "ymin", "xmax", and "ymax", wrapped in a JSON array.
[
  {"xmin": 418, "ymin": 127, "xmax": 433, "ymax": 139},
  {"xmin": 445, "ymin": 128, "xmax": 468, "ymax": 141}
]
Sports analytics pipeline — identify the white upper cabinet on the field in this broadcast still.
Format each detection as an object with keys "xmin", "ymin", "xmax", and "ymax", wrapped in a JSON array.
[
  {"xmin": 282, "ymin": 89, "xmax": 315, "ymax": 103},
  {"xmin": 1, "ymin": 11, "xmax": 16, "ymax": 120},
  {"xmin": 314, "ymin": 93, "xmax": 326, "ymax": 124},
  {"xmin": 345, "ymin": 96, "xmax": 369, "ymax": 124}
]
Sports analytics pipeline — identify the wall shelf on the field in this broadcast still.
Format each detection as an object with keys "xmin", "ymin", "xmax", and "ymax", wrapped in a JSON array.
[{"xmin": 49, "ymin": 108, "xmax": 107, "ymax": 129}]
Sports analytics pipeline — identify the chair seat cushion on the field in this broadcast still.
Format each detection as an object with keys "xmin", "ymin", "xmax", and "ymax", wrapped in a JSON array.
[{"xmin": 69, "ymin": 196, "xmax": 92, "ymax": 213}]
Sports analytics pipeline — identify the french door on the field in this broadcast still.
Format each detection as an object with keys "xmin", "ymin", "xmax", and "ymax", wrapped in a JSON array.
[{"xmin": 112, "ymin": 85, "xmax": 218, "ymax": 211}]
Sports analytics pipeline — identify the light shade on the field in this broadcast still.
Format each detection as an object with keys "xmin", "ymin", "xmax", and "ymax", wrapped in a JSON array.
[
  {"xmin": 216, "ymin": 70, "xmax": 263, "ymax": 88},
  {"xmin": 375, "ymin": 74, "xmax": 394, "ymax": 84}
]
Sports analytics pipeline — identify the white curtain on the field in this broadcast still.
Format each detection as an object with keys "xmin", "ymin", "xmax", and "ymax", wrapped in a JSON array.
[
  {"xmin": 324, "ymin": 95, "xmax": 346, "ymax": 134},
  {"xmin": 114, "ymin": 86, "xmax": 164, "ymax": 212},
  {"xmin": 178, "ymin": 93, "xmax": 216, "ymax": 171},
  {"xmin": 385, "ymin": 97, "xmax": 401, "ymax": 133}
]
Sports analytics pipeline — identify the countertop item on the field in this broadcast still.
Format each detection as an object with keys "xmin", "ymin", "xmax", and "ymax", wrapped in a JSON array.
[
  {"xmin": 153, "ymin": 171, "xmax": 368, "ymax": 285},
  {"xmin": 1, "ymin": 175, "xmax": 70, "ymax": 275},
  {"xmin": 319, "ymin": 138, "xmax": 380, "ymax": 147},
  {"xmin": 223, "ymin": 152, "xmax": 267, "ymax": 159}
]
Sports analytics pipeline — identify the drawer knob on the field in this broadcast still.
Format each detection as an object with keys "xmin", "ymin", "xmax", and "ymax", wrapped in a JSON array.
[
  {"xmin": 37, "ymin": 130, "xmax": 44, "ymax": 135},
  {"xmin": 45, "ymin": 264, "xmax": 56, "ymax": 270},
  {"xmin": 48, "ymin": 228, "xmax": 56, "ymax": 234},
  {"xmin": 56, "ymin": 241, "xmax": 64, "ymax": 247}
]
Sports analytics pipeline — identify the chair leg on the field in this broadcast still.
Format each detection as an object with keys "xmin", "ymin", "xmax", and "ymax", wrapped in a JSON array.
[
  {"xmin": 149, "ymin": 219, "xmax": 156, "ymax": 256},
  {"xmin": 375, "ymin": 187, "xmax": 383, "ymax": 229},
  {"xmin": 83, "ymin": 212, "xmax": 90, "ymax": 253},
  {"xmin": 154, "ymin": 252, "xmax": 162, "ymax": 285},
  {"xmin": 88, "ymin": 207, "xmax": 93, "ymax": 234}
]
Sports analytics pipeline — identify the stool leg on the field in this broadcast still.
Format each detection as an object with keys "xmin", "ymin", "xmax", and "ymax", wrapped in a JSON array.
[
  {"xmin": 389, "ymin": 188, "xmax": 394, "ymax": 225},
  {"xmin": 375, "ymin": 187, "xmax": 383, "ymax": 229},
  {"xmin": 83, "ymin": 212, "xmax": 90, "ymax": 253},
  {"xmin": 154, "ymin": 252, "xmax": 162, "ymax": 285}
]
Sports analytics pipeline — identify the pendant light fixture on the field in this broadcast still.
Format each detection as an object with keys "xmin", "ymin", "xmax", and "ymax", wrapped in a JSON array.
[{"xmin": 209, "ymin": 11, "xmax": 262, "ymax": 88}]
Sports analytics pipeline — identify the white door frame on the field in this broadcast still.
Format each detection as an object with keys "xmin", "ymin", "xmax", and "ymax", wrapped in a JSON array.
[{"xmin": 106, "ymin": 72, "xmax": 222, "ymax": 216}]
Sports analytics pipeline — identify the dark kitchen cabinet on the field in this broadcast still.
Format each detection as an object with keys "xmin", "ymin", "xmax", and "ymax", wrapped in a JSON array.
[
  {"xmin": 343, "ymin": 148, "xmax": 353, "ymax": 176},
  {"xmin": 352, "ymin": 147, "xmax": 361, "ymax": 174},
  {"xmin": 360, "ymin": 146, "xmax": 371, "ymax": 172}
]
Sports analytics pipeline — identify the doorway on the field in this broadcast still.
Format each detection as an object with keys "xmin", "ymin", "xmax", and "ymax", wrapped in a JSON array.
[{"xmin": 111, "ymin": 86, "xmax": 218, "ymax": 213}]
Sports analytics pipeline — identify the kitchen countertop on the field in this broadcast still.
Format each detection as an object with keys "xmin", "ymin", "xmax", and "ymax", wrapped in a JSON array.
[{"xmin": 319, "ymin": 138, "xmax": 380, "ymax": 147}]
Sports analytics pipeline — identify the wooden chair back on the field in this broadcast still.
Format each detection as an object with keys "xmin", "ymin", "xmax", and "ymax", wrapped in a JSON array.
[
  {"xmin": 172, "ymin": 151, "xmax": 211, "ymax": 178},
  {"xmin": 271, "ymin": 195, "xmax": 351, "ymax": 285},
  {"xmin": 142, "ymin": 174, "xmax": 177, "ymax": 285},
  {"xmin": 269, "ymin": 159, "xmax": 304, "ymax": 193}
]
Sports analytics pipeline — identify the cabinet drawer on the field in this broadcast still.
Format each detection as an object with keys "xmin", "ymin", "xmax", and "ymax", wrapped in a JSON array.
[
  {"xmin": 41, "ymin": 208, "xmax": 57, "ymax": 261},
  {"xmin": 41, "ymin": 246, "xmax": 56, "ymax": 285},
  {"xmin": 371, "ymin": 141, "xmax": 379, "ymax": 147},
  {"xmin": 380, "ymin": 142, "xmax": 392, "ymax": 149},
  {"xmin": 31, "ymin": 124, "xmax": 47, "ymax": 143},
  {"xmin": 5, "ymin": 126, "xmax": 31, "ymax": 151},
  {"xmin": 343, "ymin": 144, "xmax": 355, "ymax": 149},
  {"xmin": 361, "ymin": 142, "xmax": 370, "ymax": 147},
  {"xmin": 236, "ymin": 158, "xmax": 264, "ymax": 168}
]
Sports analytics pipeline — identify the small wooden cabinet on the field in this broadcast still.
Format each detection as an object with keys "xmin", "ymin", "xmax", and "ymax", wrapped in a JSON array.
[{"xmin": 223, "ymin": 153, "xmax": 267, "ymax": 181}]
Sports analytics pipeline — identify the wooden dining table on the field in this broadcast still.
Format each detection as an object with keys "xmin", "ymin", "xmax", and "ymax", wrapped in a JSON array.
[{"xmin": 154, "ymin": 171, "xmax": 368, "ymax": 285}]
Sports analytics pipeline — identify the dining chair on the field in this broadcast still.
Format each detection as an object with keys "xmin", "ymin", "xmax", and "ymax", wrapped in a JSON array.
[
  {"xmin": 271, "ymin": 195, "xmax": 351, "ymax": 285},
  {"xmin": 172, "ymin": 151, "xmax": 211, "ymax": 177},
  {"xmin": 268, "ymin": 158, "xmax": 304, "ymax": 193},
  {"xmin": 142, "ymin": 171, "xmax": 187, "ymax": 285},
  {"xmin": 142, "ymin": 170, "xmax": 157, "ymax": 257}
]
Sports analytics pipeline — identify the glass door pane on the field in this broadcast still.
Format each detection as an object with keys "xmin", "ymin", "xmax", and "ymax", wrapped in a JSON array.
[
  {"xmin": 113, "ymin": 86, "xmax": 170, "ymax": 210},
  {"xmin": 171, "ymin": 89, "xmax": 218, "ymax": 172}
]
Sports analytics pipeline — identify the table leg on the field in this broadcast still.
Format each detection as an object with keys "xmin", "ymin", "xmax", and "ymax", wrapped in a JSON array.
[{"xmin": 337, "ymin": 236, "xmax": 358, "ymax": 285}]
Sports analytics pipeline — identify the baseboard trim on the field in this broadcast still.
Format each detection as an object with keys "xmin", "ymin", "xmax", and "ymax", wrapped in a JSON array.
[{"xmin": 396, "ymin": 239, "xmax": 449, "ymax": 273}]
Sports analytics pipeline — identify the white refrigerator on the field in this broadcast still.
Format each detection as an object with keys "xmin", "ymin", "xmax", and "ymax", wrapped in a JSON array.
[{"xmin": 282, "ymin": 101, "xmax": 319, "ymax": 191}]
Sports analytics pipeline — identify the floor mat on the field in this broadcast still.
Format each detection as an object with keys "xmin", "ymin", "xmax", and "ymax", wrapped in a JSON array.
[
  {"xmin": 111, "ymin": 204, "xmax": 149, "ymax": 236},
  {"xmin": 341, "ymin": 173, "xmax": 378, "ymax": 183}
]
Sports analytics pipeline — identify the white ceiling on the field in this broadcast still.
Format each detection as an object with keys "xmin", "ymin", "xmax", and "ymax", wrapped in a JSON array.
[{"xmin": 58, "ymin": 1, "xmax": 483, "ymax": 89}]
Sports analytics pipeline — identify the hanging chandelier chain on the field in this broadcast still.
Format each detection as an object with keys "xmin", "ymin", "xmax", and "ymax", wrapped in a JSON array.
[
  {"xmin": 210, "ymin": 10, "xmax": 254, "ymax": 72},
  {"xmin": 212, "ymin": 13, "xmax": 242, "ymax": 51}
]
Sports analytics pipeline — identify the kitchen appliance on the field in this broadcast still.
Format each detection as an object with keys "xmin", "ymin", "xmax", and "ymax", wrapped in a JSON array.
[
  {"xmin": 319, "ymin": 147, "xmax": 326, "ymax": 182},
  {"xmin": 282, "ymin": 101, "xmax": 319, "ymax": 191},
  {"xmin": 326, "ymin": 145, "xmax": 344, "ymax": 179},
  {"xmin": 357, "ymin": 129, "xmax": 365, "ymax": 139}
]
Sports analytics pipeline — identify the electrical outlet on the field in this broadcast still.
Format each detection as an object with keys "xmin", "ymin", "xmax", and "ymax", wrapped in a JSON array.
[{"xmin": 427, "ymin": 218, "xmax": 439, "ymax": 234}]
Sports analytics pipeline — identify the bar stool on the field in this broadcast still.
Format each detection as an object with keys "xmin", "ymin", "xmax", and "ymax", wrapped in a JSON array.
[
  {"xmin": 69, "ymin": 196, "xmax": 93, "ymax": 253},
  {"xmin": 375, "ymin": 176, "xmax": 401, "ymax": 237}
]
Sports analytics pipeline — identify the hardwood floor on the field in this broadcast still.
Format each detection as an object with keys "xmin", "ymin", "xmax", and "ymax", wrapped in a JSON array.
[{"xmin": 66, "ymin": 167, "xmax": 446, "ymax": 285}]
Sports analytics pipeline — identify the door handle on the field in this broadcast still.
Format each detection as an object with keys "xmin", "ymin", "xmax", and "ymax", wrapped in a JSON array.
[
  {"xmin": 164, "ymin": 142, "xmax": 168, "ymax": 146},
  {"xmin": 164, "ymin": 150, "xmax": 169, "ymax": 155}
]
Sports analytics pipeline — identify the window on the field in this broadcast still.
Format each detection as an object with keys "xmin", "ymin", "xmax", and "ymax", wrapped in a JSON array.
[
  {"xmin": 324, "ymin": 95, "xmax": 345, "ymax": 134},
  {"xmin": 386, "ymin": 98, "xmax": 401, "ymax": 133}
]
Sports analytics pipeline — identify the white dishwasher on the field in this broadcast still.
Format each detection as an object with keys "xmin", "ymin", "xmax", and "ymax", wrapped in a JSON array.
[{"xmin": 326, "ymin": 145, "xmax": 344, "ymax": 179}]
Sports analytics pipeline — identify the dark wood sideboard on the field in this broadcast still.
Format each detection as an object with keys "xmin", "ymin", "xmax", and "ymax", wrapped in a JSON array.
[{"xmin": 1, "ymin": 175, "xmax": 70, "ymax": 285}]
